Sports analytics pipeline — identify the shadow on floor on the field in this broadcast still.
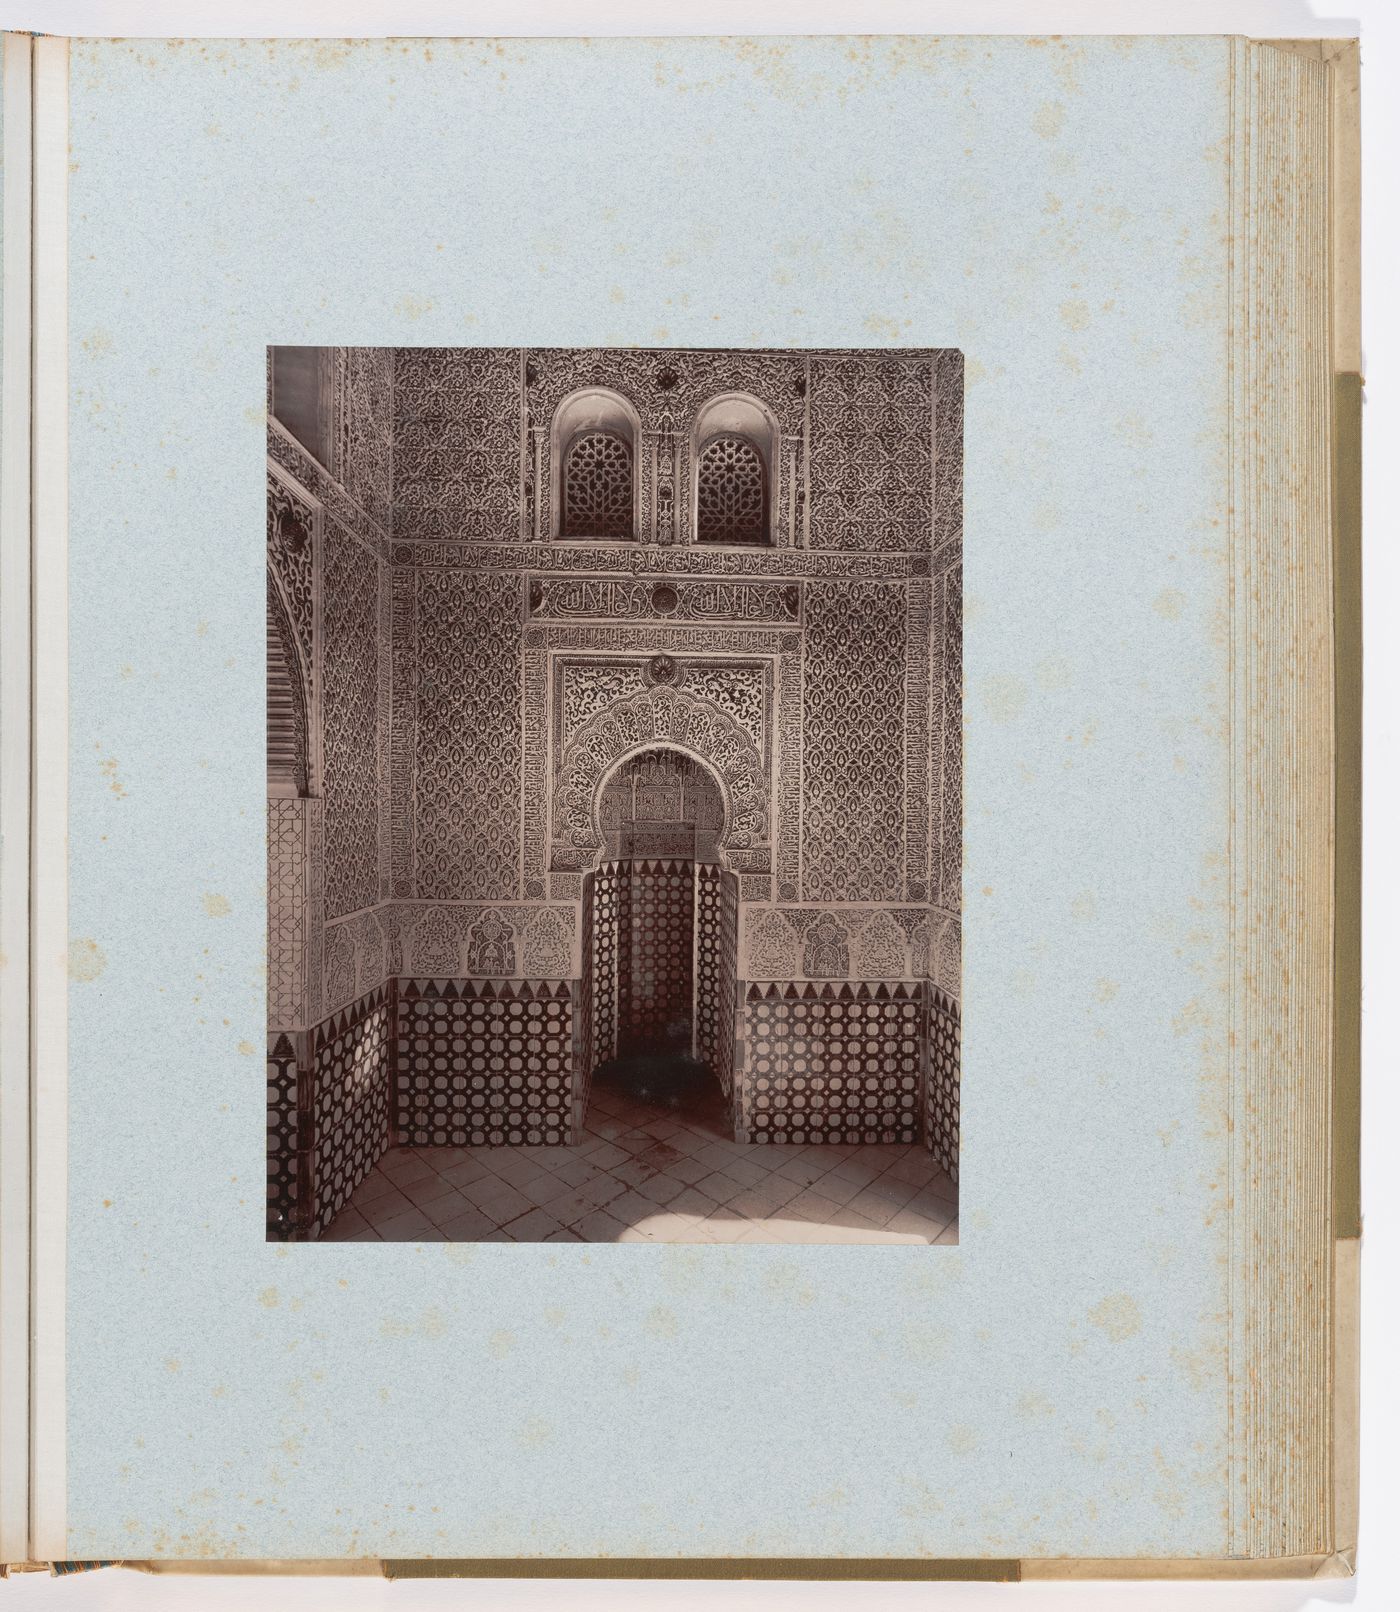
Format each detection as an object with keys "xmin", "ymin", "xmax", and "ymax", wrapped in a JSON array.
[{"xmin": 588, "ymin": 1046, "xmax": 730, "ymax": 1132}]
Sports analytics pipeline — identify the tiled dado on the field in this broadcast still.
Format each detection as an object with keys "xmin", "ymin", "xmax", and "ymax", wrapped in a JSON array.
[
  {"xmin": 735, "ymin": 981, "xmax": 925, "ymax": 1146},
  {"xmin": 311, "ymin": 986, "xmax": 393, "ymax": 1237},
  {"xmin": 265, "ymin": 986, "xmax": 393, "ymax": 1240},
  {"xmin": 396, "ymin": 978, "xmax": 576, "ymax": 1148},
  {"xmin": 266, "ymin": 1033, "xmax": 300, "ymax": 1240},
  {"xmin": 695, "ymin": 864, "xmax": 739, "ymax": 1098},
  {"xmin": 927, "ymin": 985, "xmax": 960, "ymax": 1184}
]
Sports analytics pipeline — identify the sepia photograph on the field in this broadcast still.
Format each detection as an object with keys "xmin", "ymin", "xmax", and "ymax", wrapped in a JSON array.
[{"xmin": 266, "ymin": 346, "xmax": 961, "ymax": 1244}]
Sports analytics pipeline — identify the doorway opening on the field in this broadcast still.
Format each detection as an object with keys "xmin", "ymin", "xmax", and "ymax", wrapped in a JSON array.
[{"xmin": 579, "ymin": 748, "xmax": 739, "ymax": 1137}]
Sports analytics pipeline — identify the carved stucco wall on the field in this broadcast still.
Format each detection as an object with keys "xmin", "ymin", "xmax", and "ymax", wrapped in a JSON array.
[{"xmin": 388, "ymin": 346, "xmax": 961, "ymax": 921}]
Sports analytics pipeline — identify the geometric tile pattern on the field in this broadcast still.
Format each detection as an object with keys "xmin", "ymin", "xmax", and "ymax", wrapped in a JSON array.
[
  {"xmin": 576, "ymin": 875, "xmax": 597, "ymax": 1134},
  {"xmin": 926, "ymin": 986, "xmax": 960, "ymax": 1183},
  {"xmin": 588, "ymin": 863, "xmax": 622, "ymax": 1066},
  {"xmin": 396, "ymin": 979, "xmax": 575, "ymax": 1148},
  {"xmin": 694, "ymin": 863, "xmax": 738, "ymax": 1098},
  {"xmin": 737, "ymin": 982, "xmax": 924, "ymax": 1146},
  {"xmin": 266, "ymin": 1032, "xmax": 300, "ymax": 1240},
  {"xmin": 310, "ymin": 986, "xmax": 392, "ymax": 1237},
  {"xmin": 322, "ymin": 1081, "xmax": 957, "ymax": 1245},
  {"xmin": 619, "ymin": 860, "xmax": 693, "ymax": 1056}
]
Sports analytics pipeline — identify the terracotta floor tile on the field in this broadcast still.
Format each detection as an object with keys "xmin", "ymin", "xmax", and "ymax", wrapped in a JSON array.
[
  {"xmin": 860, "ymin": 1171, "xmax": 923, "ymax": 1210},
  {"xmin": 375, "ymin": 1209, "xmax": 439, "ymax": 1241},
  {"xmin": 825, "ymin": 1156, "xmax": 884, "ymax": 1187},
  {"xmin": 607, "ymin": 1188, "xmax": 664, "ymax": 1227},
  {"xmin": 665, "ymin": 1187, "xmax": 722, "ymax": 1221},
  {"xmin": 696, "ymin": 1215, "xmax": 751, "ymax": 1243},
  {"xmin": 784, "ymin": 1190, "xmax": 850, "ymax": 1224},
  {"xmin": 577, "ymin": 1173, "xmax": 628, "ymax": 1207},
  {"xmin": 922, "ymin": 1170, "xmax": 959, "ymax": 1206},
  {"xmin": 320, "ymin": 1208, "xmax": 369, "ymax": 1240},
  {"xmin": 632, "ymin": 1172, "xmax": 687, "ymax": 1207},
  {"xmin": 573, "ymin": 1209, "xmax": 628, "ymax": 1242},
  {"xmin": 610, "ymin": 1157, "xmax": 659, "ymax": 1188},
  {"xmin": 540, "ymin": 1192, "xmax": 594, "ymax": 1228},
  {"xmin": 722, "ymin": 1189, "xmax": 779, "ymax": 1220},
  {"xmin": 436, "ymin": 1157, "xmax": 496, "ymax": 1189},
  {"xmin": 806, "ymin": 1171, "xmax": 867, "ymax": 1207},
  {"xmin": 841, "ymin": 1189, "xmax": 902, "ymax": 1227},
  {"xmin": 884, "ymin": 1206, "xmax": 949, "ymax": 1242},
  {"xmin": 549, "ymin": 1157, "xmax": 602, "ymax": 1189},
  {"xmin": 378, "ymin": 1155, "xmax": 439, "ymax": 1188},
  {"xmin": 773, "ymin": 1156, "xmax": 832, "ymax": 1187},
  {"xmin": 738, "ymin": 1172, "xmax": 806, "ymax": 1211},
  {"xmin": 403, "ymin": 1173, "xmax": 468, "ymax": 1210},
  {"xmin": 436, "ymin": 1204, "xmax": 497, "ymax": 1240},
  {"xmin": 579, "ymin": 1140, "xmax": 630, "ymax": 1169},
  {"xmin": 501, "ymin": 1207, "xmax": 566, "ymax": 1241},
  {"xmin": 326, "ymin": 1082, "xmax": 957, "ymax": 1247},
  {"xmin": 350, "ymin": 1170, "xmax": 405, "ymax": 1207},
  {"xmin": 661, "ymin": 1155, "xmax": 713, "ymax": 1185},
  {"xmin": 719, "ymin": 1156, "xmax": 779, "ymax": 1190},
  {"xmin": 694, "ymin": 1170, "xmax": 746, "ymax": 1204},
  {"xmin": 514, "ymin": 1173, "xmax": 576, "ymax": 1209},
  {"xmin": 463, "ymin": 1180, "xmax": 534, "ymax": 1223},
  {"xmin": 355, "ymin": 1182, "xmax": 413, "ymax": 1219}
]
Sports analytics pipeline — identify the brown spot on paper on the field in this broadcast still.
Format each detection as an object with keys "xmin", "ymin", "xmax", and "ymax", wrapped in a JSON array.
[
  {"xmin": 68, "ymin": 937, "xmax": 108, "ymax": 982},
  {"xmin": 1088, "ymin": 1294, "xmax": 1142, "ymax": 1342}
]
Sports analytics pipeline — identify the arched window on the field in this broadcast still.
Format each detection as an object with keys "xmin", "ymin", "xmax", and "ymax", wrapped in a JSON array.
[
  {"xmin": 552, "ymin": 388, "xmax": 640, "ymax": 540},
  {"xmin": 562, "ymin": 430, "xmax": 633, "ymax": 538},
  {"xmin": 692, "ymin": 393, "xmax": 778, "ymax": 546},
  {"xmin": 696, "ymin": 434, "xmax": 767, "ymax": 544}
]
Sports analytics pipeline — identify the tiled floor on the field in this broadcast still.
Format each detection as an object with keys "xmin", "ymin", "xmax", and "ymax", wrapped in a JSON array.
[{"xmin": 322, "ymin": 1073, "xmax": 958, "ymax": 1245}]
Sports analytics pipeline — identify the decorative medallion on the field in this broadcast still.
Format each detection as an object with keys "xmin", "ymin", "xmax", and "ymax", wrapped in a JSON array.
[{"xmin": 643, "ymin": 653, "xmax": 683, "ymax": 689}]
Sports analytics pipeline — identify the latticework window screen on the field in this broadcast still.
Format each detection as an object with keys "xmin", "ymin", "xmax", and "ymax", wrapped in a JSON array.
[
  {"xmin": 562, "ymin": 430, "xmax": 634, "ymax": 538},
  {"xmin": 696, "ymin": 434, "xmax": 766, "ymax": 544}
]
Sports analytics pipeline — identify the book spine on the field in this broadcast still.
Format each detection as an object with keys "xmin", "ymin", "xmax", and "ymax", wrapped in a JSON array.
[{"xmin": 0, "ymin": 28, "xmax": 34, "ymax": 1574}]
